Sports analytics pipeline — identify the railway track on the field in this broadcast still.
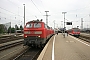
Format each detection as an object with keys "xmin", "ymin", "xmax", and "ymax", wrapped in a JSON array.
[
  {"xmin": 79, "ymin": 36, "xmax": 90, "ymax": 43},
  {"xmin": 0, "ymin": 44, "xmax": 28, "ymax": 60},
  {"xmin": 0, "ymin": 39, "xmax": 23, "ymax": 51},
  {"xmin": 76, "ymin": 33, "xmax": 90, "ymax": 43},
  {"xmin": 12, "ymin": 35, "xmax": 52, "ymax": 60},
  {"xmin": 13, "ymin": 47, "xmax": 42, "ymax": 60},
  {"xmin": 0, "ymin": 34, "xmax": 23, "ymax": 44}
]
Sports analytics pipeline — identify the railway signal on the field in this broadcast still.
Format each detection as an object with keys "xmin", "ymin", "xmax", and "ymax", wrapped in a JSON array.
[{"xmin": 66, "ymin": 22, "xmax": 72, "ymax": 25}]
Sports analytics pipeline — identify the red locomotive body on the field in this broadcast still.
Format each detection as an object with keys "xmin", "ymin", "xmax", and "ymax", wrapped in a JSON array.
[
  {"xmin": 24, "ymin": 20, "xmax": 54, "ymax": 47},
  {"xmin": 67, "ymin": 28, "xmax": 80, "ymax": 37}
]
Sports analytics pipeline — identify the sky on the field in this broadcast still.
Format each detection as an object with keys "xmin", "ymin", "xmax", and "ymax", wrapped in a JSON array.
[{"xmin": 0, "ymin": 0, "xmax": 90, "ymax": 30}]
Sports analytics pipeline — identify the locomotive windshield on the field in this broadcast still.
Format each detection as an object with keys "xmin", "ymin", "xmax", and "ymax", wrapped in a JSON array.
[
  {"xmin": 25, "ymin": 22, "xmax": 41, "ymax": 28},
  {"xmin": 34, "ymin": 23, "xmax": 41, "ymax": 28},
  {"xmin": 26, "ymin": 23, "xmax": 33, "ymax": 28}
]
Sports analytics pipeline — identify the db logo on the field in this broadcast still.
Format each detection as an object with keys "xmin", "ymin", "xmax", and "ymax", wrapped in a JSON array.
[{"xmin": 31, "ymin": 31, "xmax": 34, "ymax": 34}]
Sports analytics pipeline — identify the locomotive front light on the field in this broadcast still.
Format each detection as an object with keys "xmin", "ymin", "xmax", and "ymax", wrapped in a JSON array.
[
  {"xmin": 25, "ymin": 35, "xmax": 27, "ymax": 37},
  {"xmin": 38, "ymin": 36, "xmax": 40, "ymax": 37},
  {"xmin": 34, "ymin": 31, "xmax": 42, "ymax": 34}
]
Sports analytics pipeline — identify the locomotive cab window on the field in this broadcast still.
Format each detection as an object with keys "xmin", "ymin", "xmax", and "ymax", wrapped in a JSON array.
[
  {"xmin": 34, "ymin": 23, "xmax": 41, "ymax": 28},
  {"xmin": 26, "ymin": 23, "xmax": 33, "ymax": 28}
]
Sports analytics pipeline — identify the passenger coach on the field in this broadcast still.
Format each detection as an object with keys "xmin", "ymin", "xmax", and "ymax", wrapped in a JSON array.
[{"xmin": 67, "ymin": 28, "xmax": 80, "ymax": 37}]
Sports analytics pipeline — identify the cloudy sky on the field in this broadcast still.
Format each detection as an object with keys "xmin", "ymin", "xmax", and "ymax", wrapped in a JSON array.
[{"xmin": 0, "ymin": 0, "xmax": 90, "ymax": 29}]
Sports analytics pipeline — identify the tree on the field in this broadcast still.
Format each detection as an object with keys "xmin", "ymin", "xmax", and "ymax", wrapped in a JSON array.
[
  {"xmin": 20, "ymin": 25, "xmax": 23, "ymax": 30},
  {"xmin": 8, "ymin": 27, "xmax": 16, "ymax": 33},
  {"xmin": 15, "ymin": 25, "xmax": 19, "ymax": 30},
  {"xmin": 8, "ymin": 26, "xmax": 11, "ymax": 33},
  {"xmin": 11, "ymin": 27, "xmax": 15, "ymax": 33},
  {"xmin": 0, "ymin": 24, "xmax": 7, "ymax": 33}
]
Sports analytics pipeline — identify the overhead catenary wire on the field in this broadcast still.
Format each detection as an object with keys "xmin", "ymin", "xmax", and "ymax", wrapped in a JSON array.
[
  {"xmin": 6, "ymin": 0, "xmax": 44, "ymax": 20},
  {"xmin": 0, "ymin": 0, "xmax": 24, "ymax": 18},
  {"xmin": 7, "ymin": 0, "xmax": 19, "ymax": 7},
  {"xmin": 30, "ymin": 0, "xmax": 43, "ymax": 15},
  {"xmin": 7, "ymin": 0, "xmax": 23, "ymax": 16},
  {"xmin": 39, "ymin": 0, "xmax": 45, "ymax": 7},
  {"xmin": 67, "ymin": 4, "xmax": 90, "ymax": 12},
  {"xmin": 0, "ymin": 7, "xmax": 23, "ymax": 17},
  {"xmin": 0, "ymin": 16, "xmax": 16, "ymax": 20},
  {"xmin": 0, "ymin": 7, "xmax": 16, "ymax": 15},
  {"xmin": 7, "ymin": 0, "xmax": 40, "ymax": 20},
  {"xmin": 0, "ymin": 8, "xmax": 23, "ymax": 26}
]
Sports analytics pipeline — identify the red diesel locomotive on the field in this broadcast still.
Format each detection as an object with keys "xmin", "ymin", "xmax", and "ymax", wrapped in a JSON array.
[
  {"xmin": 24, "ymin": 19, "xmax": 54, "ymax": 47},
  {"xmin": 67, "ymin": 28, "xmax": 80, "ymax": 37}
]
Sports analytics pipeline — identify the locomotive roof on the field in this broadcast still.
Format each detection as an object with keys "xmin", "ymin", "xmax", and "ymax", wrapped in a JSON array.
[
  {"xmin": 72, "ymin": 28, "xmax": 79, "ymax": 29},
  {"xmin": 27, "ymin": 20, "xmax": 43, "ymax": 23}
]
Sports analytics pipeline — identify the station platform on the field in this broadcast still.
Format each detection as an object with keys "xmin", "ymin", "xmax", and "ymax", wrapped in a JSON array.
[{"xmin": 37, "ymin": 33, "xmax": 90, "ymax": 60}]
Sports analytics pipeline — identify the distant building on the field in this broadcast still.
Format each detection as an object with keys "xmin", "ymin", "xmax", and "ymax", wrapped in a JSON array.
[{"xmin": 4, "ymin": 22, "xmax": 11, "ymax": 30}]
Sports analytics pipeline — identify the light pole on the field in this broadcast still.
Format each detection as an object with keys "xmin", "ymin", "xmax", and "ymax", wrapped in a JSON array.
[
  {"xmin": 62, "ymin": 12, "xmax": 67, "ymax": 38},
  {"xmin": 61, "ymin": 21, "xmax": 63, "ymax": 28},
  {"xmin": 45, "ymin": 11, "xmax": 49, "ymax": 25},
  {"xmin": 23, "ymin": 4, "xmax": 25, "ymax": 27},
  {"xmin": 53, "ymin": 20, "xmax": 55, "ymax": 29},
  {"xmin": 81, "ymin": 18, "xmax": 83, "ymax": 30}
]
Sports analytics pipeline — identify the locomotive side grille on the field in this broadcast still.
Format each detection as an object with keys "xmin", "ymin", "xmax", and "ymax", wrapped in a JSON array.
[
  {"xmin": 24, "ymin": 31, "xmax": 42, "ymax": 34},
  {"xmin": 34, "ymin": 31, "xmax": 42, "ymax": 34},
  {"xmin": 24, "ymin": 31, "xmax": 30, "ymax": 34}
]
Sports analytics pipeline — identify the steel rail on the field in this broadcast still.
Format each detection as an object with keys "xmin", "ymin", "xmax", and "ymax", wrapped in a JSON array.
[
  {"xmin": 13, "ymin": 48, "xmax": 42, "ymax": 60},
  {"xmin": 0, "ymin": 41, "xmax": 23, "ymax": 51}
]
